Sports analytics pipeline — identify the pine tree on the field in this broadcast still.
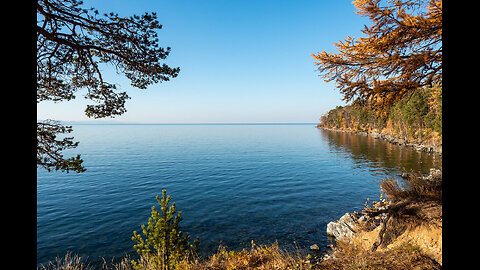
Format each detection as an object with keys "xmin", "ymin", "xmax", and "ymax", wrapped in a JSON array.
[
  {"xmin": 37, "ymin": 0, "xmax": 179, "ymax": 173},
  {"xmin": 131, "ymin": 189, "xmax": 199, "ymax": 270}
]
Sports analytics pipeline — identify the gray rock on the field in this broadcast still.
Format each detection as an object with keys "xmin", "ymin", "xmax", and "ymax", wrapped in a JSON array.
[{"xmin": 326, "ymin": 212, "xmax": 360, "ymax": 241}]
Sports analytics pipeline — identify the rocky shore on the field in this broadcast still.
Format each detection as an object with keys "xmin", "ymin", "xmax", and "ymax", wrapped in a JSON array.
[
  {"xmin": 320, "ymin": 169, "xmax": 442, "ymax": 266},
  {"xmin": 319, "ymin": 127, "xmax": 442, "ymax": 155}
]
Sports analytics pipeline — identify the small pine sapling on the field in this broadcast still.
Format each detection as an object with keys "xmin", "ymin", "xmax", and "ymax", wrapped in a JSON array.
[{"xmin": 131, "ymin": 189, "xmax": 199, "ymax": 270}]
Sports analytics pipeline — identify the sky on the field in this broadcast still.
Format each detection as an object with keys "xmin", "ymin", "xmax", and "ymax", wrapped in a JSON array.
[{"xmin": 37, "ymin": 0, "xmax": 370, "ymax": 123}]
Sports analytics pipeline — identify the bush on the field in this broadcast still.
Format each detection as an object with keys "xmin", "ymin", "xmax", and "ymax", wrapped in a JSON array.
[{"xmin": 380, "ymin": 173, "xmax": 442, "ymax": 203}]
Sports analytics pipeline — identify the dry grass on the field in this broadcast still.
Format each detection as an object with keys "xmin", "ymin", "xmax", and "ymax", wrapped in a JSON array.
[
  {"xmin": 380, "ymin": 173, "xmax": 441, "ymax": 204},
  {"xmin": 174, "ymin": 241, "xmax": 313, "ymax": 270},
  {"xmin": 38, "ymin": 253, "xmax": 89, "ymax": 270},
  {"xmin": 39, "ymin": 242, "xmax": 313, "ymax": 270},
  {"xmin": 38, "ymin": 238, "xmax": 442, "ymax": 269},
  {"xmin": 316, "ymin": 241, "xmax": 441, "ymax": 270},
  {"xmin": 200, "ymin": 242, "xmax": 312, "ymax": 270}
]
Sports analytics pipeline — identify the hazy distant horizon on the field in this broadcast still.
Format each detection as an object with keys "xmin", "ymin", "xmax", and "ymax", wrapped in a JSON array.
[{"xmin": 37, "ymin": 119, "xmax": 319, "ymax": 125}]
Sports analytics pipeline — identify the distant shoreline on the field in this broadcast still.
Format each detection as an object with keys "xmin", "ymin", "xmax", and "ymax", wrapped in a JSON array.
[
  {"xmin": 41, "ymin": 121, "xmax": 319, "ymax": 126},
  {"xmin": 318, "ymin": 126, "xmax": 442, "ymax": 155}
]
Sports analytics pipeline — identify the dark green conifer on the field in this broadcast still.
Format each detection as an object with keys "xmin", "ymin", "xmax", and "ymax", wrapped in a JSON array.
[{"xmin": 131, "ymin": 189, "xmax": 199, "ymax": 270}]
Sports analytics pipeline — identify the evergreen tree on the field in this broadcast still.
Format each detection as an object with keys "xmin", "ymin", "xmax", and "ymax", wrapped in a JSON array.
[{"xmin": 131, "ymin": 189, "xmax": 199, "ymax": 270}]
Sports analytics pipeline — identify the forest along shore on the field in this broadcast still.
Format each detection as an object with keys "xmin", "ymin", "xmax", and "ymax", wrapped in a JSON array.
[{"xmin": 316, "ymin": 84, "xmax": 442, "ymax": 156}]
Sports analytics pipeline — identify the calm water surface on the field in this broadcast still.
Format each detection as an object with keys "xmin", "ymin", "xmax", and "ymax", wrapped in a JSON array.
[{"xmin": 37, "ymin": 124, "xmax": 441, "ymax": 266}]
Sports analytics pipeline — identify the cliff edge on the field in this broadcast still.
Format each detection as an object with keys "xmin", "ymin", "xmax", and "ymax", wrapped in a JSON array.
[{"xmin": 319, "ymin": 169, "xmax": 442, "ymax": 269}]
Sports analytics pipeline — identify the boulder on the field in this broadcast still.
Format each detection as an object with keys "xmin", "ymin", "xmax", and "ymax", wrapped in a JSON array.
[
  {"xmin": 309, "ymin": 244, "xmax": 320, "ymax": 251},
  {"xmin": 326, "ymin": 212, "xmax": 360, "ymax": 241}
]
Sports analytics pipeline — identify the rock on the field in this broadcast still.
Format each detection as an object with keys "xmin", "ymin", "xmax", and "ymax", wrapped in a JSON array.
[
  {"xmin": 326, "ymin": 212, "xmax": 360, "ymax": 241},
  {"xmin": 400, "ymin": 169, "xmax": 442, "ymax": 182},
  {"xmin": 309, "ymin": 244, "xmax": 320, "ymax": 251},
  {"xmin": 358, "ymin": 215, "xmax": 369, "ymax": 223},
  {"xmin": 427, "ymin": 168, "xmax": 442, "ymax": 180},
  {"xmin": 322, "ymin": 253, "xmax": 334, "ymax": 261}
]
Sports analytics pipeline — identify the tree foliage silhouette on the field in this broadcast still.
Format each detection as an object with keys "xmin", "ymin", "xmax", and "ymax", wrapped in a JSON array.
[{"xmin": 37, "ymin": 0, "xmax": 179, "ymax": 172}]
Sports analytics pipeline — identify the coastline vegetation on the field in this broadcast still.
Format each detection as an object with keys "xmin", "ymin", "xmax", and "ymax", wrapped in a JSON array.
[
  {"xmin": 39, "ymin": 241, "xmax": 440, "ymax": 270},
  {"xmin": 317, "ymin": 84, "xmax": 442, "ymax": 150}
]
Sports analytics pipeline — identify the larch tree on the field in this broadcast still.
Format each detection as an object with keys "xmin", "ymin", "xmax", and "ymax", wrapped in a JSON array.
[
  {"xmin": 37, "ymin": 0, "xmax": 179, "ymax": 172},
  {"xmin": 312, "ymin": 0, "xmax": 442, "ymax": 116}
]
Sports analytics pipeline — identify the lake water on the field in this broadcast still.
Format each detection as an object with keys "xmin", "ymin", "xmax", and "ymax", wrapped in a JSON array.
[{"xmin": 37, "ymin": 124, "xmax": 441, "ymax": 267}]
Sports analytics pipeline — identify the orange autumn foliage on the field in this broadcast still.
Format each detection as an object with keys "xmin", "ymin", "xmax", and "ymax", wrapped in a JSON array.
[{"xmin": 312, "ymin": 0, "xmax": 442, "ymax": 115}]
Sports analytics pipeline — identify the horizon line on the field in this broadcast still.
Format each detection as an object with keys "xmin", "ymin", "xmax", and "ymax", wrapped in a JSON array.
[{"xmin": 37, "ymin": 120, "xmax": 319, "ymax": 125}]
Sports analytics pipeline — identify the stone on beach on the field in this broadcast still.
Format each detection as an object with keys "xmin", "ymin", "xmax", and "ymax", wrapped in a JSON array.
[{"xmin": 326, "ymin": 212, "xmax": 360, "ymax": 241}]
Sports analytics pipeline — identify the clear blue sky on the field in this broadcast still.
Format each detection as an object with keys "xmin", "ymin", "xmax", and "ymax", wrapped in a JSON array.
[{"xmin": 37, "ymin": 0, "xmax": 370, "ymax": 123}]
